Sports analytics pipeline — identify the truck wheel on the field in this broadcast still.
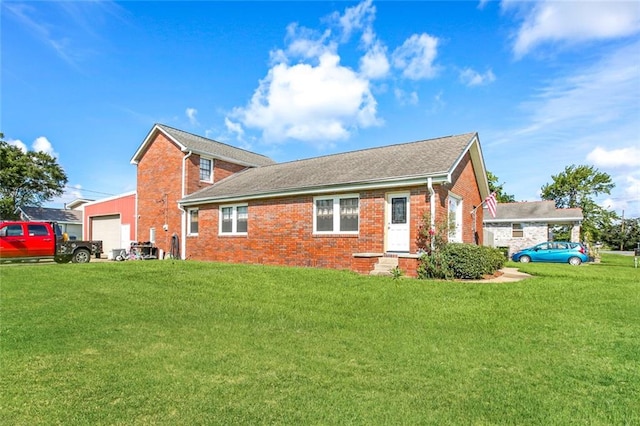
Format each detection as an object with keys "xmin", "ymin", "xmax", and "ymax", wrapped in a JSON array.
[
  {"xmin": 54, "ymin": 255, "xmax": 71, "ymax": 264},
  {"xmin": 72, "ymin": 249, "xmax": 91, "ymax": 263}
]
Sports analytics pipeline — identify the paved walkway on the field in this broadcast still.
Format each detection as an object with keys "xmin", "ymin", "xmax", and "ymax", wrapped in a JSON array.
[{"xmin": 467, "ymin": 267, "xmax": 532, "ymax": 283}]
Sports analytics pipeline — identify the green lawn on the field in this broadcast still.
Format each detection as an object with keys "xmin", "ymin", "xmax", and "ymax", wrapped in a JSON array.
[{"xmin": 1, "ymin": 255, "xmax": 639, "ymax": 424}]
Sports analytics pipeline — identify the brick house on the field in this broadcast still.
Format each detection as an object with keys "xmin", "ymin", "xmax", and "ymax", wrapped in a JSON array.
[
  {"xmin": 131, "ymin": 124, "xmax": 491, "ymax": 276},
  {"xmin": 483, "ymin": 201, "xmax": 583, "ymax": 256}
]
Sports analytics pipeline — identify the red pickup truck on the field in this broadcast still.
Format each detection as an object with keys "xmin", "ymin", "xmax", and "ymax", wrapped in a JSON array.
[{"xmin": 0, "ymin": 221, "xmax": 103, "ymax": 264}]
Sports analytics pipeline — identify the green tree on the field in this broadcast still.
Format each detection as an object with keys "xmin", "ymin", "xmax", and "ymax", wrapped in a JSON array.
[
  {"xmin": 601, "ymin": 218, "xmax": 640, "ymax": 251},
  {"xmin": 540, "ymin": 164, "xmax": 616, "ymax": 243},
  {"xmin": 487, "ymin": 171, "xmax": 516, "ymax": 203},
  {"xmin": 0, "ymin": 136, "xmax": 68, "ymax": 220}
]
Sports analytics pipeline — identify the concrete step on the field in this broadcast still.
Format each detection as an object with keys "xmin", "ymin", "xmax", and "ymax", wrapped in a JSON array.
[{"xmin": 370, "ymin": 257, "xmax": 399, "ymax": 276}]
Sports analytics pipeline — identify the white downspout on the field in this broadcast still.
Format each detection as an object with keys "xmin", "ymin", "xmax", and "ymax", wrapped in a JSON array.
[
  {"xmin": 427, "ymin": 177, "xmax": 435, "ymax": 251},
  {"xmin": 180, "ymin": 151, "xmax": 193, "ymax": 260}
]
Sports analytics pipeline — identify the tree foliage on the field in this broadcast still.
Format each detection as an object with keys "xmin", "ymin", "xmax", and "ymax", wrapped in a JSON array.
[
  {"xmin": 487, "ymin": 171, "xmax": 515, "ymax": 203},
  {"xmin": 600, "ymin": 218, "xmax": 640, "ymax": 251},
  {"xmin": 540, "ymin": 164, "xmax": 616, "ymax": 242},
  {"xmin": 0, "ymin": 138, "xmax": 68, "ymax": 220}
]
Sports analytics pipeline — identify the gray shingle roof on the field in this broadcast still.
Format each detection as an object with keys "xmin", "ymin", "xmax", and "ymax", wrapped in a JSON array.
[
  {"xmin": 19, "ymin": 207, "xmax": 83, "ymax": 223},
  {"xmin": 181, "ymin": 132, "xmax": 478, "ymax": 204},
  {"xmin": 487, "ymin": 201, "xmax": 583, "ymax": 222},
  {"xmin": 156, "ymin": 124, "xmax": 276, "ymax": 167}
]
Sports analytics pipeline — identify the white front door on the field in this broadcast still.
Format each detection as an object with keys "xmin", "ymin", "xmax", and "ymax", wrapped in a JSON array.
[{"xmin": 386, "ymin": 192, "xmax": 410, "ymax": 252}]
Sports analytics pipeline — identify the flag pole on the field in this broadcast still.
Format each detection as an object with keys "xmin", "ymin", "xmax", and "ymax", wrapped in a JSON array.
[{"xmin": 471, "ymin": 191, "xmax": 497, "ymax": 245}]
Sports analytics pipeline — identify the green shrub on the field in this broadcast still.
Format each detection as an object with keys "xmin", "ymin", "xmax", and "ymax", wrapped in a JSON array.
[
  {"xmin": 417, "ymin": 250, "xmax": 453, "ymax": 280},
  {"xmin": 418, "ymin": 243, "xmax": 505, "ymax": 280}
]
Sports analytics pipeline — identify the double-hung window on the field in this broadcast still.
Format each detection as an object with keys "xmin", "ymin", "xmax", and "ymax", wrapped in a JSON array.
[
  {"xmin": 448, "ymin": 193, "xmax": 463, "ymax": 243},
  {"xmin": 220, "ymin": 204, "xmax": 248, "ymax": 235},
  {"xmin": 200, "ymin": 158, "xmax": 213, "ymax": 182},
  {"xmin": 188, "ymin": 209, "xmax": 199, "ymax": 236},
  {"xmin": 512, "ymin": 223, "xmax": 523, "ymax": 238},
  {"xmin": 314, "ymin": 195, "xmax": 359, "ymax": 234}
]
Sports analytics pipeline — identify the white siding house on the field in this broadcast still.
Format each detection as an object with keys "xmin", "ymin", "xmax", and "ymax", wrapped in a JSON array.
[{"xmin": 483, "ymin": 201, "xmax": 583, "ymax": 256}]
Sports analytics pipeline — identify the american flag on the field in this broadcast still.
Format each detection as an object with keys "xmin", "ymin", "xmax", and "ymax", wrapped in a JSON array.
[{"xmin": 485, "ymin": 192, "xmax": 497, "ymax": 218}]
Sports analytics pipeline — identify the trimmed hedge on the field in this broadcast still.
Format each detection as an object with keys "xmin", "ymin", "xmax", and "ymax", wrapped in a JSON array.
[{"xmin": 418, "ymin": 243, "xmax": 505, "ymax": 280}]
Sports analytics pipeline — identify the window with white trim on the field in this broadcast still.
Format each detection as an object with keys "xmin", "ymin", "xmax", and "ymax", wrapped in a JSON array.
[
  {"xmin": 220, "ymin": 204, "xmax": 248, "ymax": 235},
  {"xmin": 199, "ymin": 158, "xmax": 213, "ymax": 182},
  {"xmin": 188, "ymin": 209, "xmax": 199, "ymax": 235},
  {"xmin": 448, "ymin": 194, "xmax": 463, "ymax": 243},
  {"xmin": 314, "ymin": 195, "xmax": 359, "ymax": 234}
]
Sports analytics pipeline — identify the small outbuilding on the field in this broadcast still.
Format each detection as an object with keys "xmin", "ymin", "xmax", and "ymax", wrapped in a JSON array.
[
  {"xmin": 483, "ymin": 201, "xmax": 583, "ymax": 256},
  {"xmin": 17, "ymin": 206, "xmax": 83, "ymax": 240}
]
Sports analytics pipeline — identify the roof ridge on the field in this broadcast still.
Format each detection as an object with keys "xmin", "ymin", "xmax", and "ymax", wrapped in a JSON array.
[
  {"xmin": 156, "ymin": 123, "xmax": 274, "ymax": 161},
  {"xmin": 253, "ymin": 131, "xmax": 478, "ymax": 168}
]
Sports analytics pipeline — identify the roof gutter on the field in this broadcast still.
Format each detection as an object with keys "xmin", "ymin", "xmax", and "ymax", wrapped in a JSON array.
[
  {"xmin": 178, "ymin": 175, "xmax": 451, "ymax": 208},
  {"xmin": 179, "ymin": 151, "xmax": 193, "ymax": 260},
  {"xmin": 485, "ymin": 217, "xmax": 584, "ymax": 223}
]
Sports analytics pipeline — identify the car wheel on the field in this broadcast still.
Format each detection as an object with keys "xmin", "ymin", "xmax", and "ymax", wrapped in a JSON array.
[
  {"xmin": 569, "ymin": 256, "xmax": 582, "ymax": 266},
  {"xmin": 519, "ymin": 255, "xmax": 531, "ymax": 263},
  {"xmin": 72, "ymin": 249, "xmax": 91, "ymax": 264}
]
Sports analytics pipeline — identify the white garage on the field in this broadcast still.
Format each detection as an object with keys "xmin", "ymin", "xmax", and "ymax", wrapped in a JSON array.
[{"xmin": 90, "ymin": 215, "xmax": 122, "ymax": 257}]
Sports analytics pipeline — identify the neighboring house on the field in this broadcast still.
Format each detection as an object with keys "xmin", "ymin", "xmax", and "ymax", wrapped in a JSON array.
[
  {"xmin": 483, "ymin": 201, "xmax": 583, "ymax": 256},
  {"xmin": 132, "ymin": 124, "xmax": 491, "ymax": 276},
  {"xmin": 17, "ymin": 206, "xmax": 83, "ymax": 239},
  {"xmin": 83, "ymin": 192, "xmax": 137, "ymax": 257}
]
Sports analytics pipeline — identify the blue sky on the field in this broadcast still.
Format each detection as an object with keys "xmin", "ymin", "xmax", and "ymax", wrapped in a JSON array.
[{"xmin": 3, "ymin": 0, "xmax": 639, "ymax": 218}]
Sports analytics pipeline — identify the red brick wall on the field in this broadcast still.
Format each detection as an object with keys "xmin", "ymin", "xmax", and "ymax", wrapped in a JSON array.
[
  {"xmin": 137, "ymin": 133, "xmax": 184, "ymax": 252},
  {"xmin": 137, "ymin": 132, "xmax": 258, "ymax": 254},
  {"xmin": 186, "ymin": 193, "xmax": 386, "ymax": 269},
  {"xmin": 138, "ymin": 132, "xmax": 483, "ymax": 275},
  {"xmin": 449, "ymin": 152, "xmax": 484, "ymax": 244},
  {"xmin": 184, "ymin": 151, "xmax": 482, "ymax": 275}
]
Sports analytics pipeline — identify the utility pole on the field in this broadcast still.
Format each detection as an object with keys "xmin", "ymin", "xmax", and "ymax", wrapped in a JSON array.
[{"xmin": 620, "ymin": 209, "xmax": 625, "ymax": 251}]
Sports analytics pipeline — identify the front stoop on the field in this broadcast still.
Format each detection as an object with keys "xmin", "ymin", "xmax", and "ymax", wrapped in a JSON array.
[{"xmin": 370, "ymin": 256, "xmax": 399, "ymax": 276}]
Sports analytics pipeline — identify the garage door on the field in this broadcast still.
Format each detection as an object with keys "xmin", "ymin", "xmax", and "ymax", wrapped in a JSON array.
[{"xmin": 91, "ymin": 215, "xmax": 121, "ymax": 257}]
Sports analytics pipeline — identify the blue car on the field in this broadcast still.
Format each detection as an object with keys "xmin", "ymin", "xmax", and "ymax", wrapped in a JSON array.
[{"xmin": 512, "ymin": 242, "xmax": 589, "ymax": 266}]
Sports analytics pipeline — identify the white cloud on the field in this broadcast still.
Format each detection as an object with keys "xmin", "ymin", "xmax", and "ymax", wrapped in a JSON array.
[
  {"xmin": 7, "ymin": 136, "xmax": 58, "ymax": 157},
  {"xmin": 7, "ymin": 139, "xmax": 28, "ymax": 153},
  {"xmin": 394, "ymin": 88, "xmax": 419, "ymax": 106},
  {"xmin": 279, "ymin": 23, "xmax": 335, "ymax": 62},
  {"xmin": 233, "ymin": 52, "xmax": 379, "ymax": 144},
  {"xmin": 459, "ymin": 67, "xmax": 496, "ymax": 86},
  {"xmin": 624, "ymin": 175, "xmax": 640, "ymax": 202},
  {"xmin": 392, "ymin": 33, "xmax": 440, "ymax": 80},
  {"xmin": 2, "ymin": 1, "xmax": 125, "ymax": 68},
  {"xmin": 517, "ymin": 41, "xmax": 640, "ymax": 136},
  {"xmin": 32, "ymin": 136, "xmax": 57, "ymax": 157},
  {"xmin": 335, "ymin": 0, "xmax": 375, "ymax": 43},
  {"xmin": 185, "ymin": 108, "xmax": 198, "ymax": 125},
  {"xmin": 506, "ymin": 0, "xmax": 640, "ymax": 57},
  {"xmin": 229, "ymin": 1, "xmax": 388, "ymax": 146},
  {"xmin": 359, "ymin": 41, "xmax": 390, "ymax": 79},
  {"xmin": 224, "ymin": 117, "xmax": 244, "ymax": 139},
  {"xmin": 477, "ymin": 0, "xmax": 491, "ymax": 10},
  {"xmin": 587, "ymin": 146, "xmax": 640, "ymax": 168}
]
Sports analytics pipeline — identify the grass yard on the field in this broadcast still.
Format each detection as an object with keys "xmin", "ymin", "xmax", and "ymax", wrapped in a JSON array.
[{"xmin": 1, "ymin": 254, "xmax": 639, "ymax": 424}]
